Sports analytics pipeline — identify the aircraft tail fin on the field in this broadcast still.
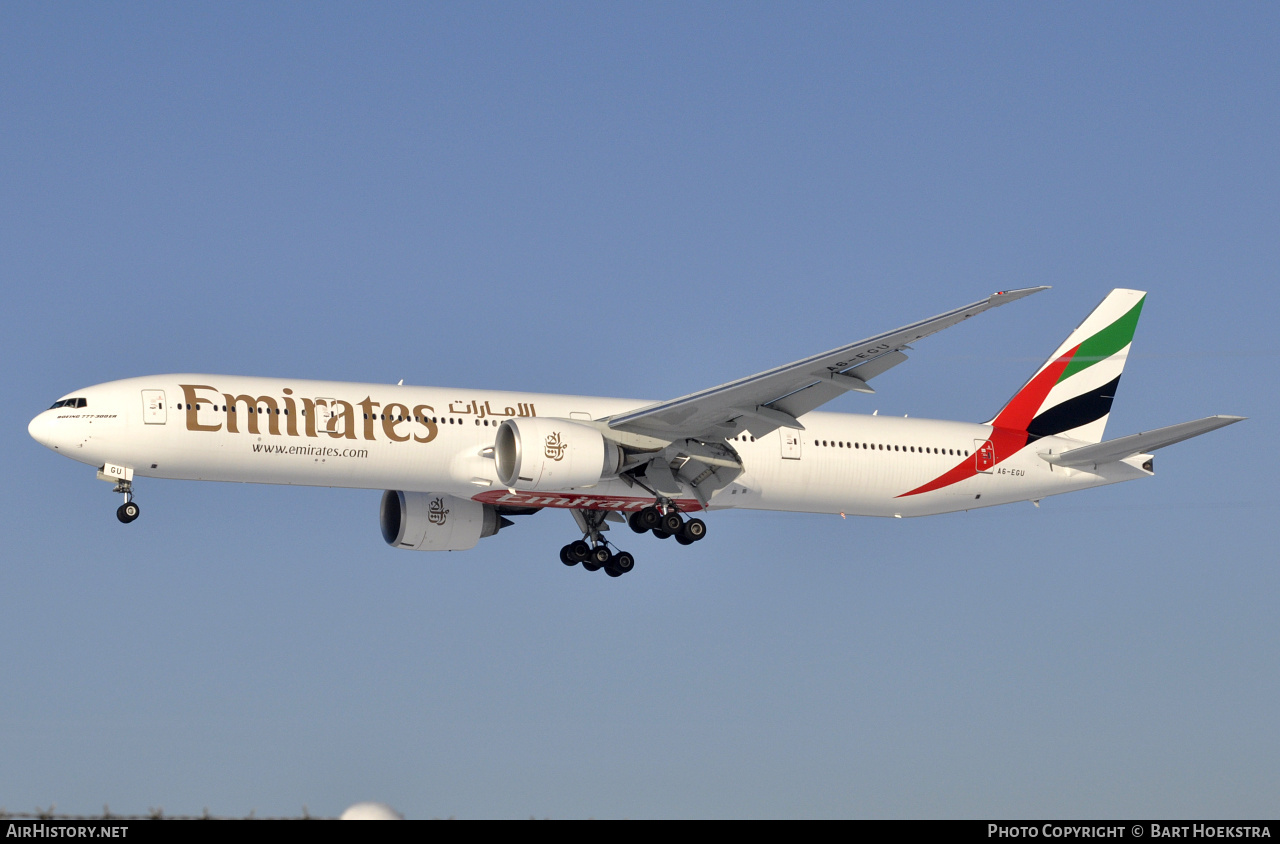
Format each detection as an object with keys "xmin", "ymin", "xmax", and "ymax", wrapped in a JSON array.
[{"xmin": 987, "ymin": 288, "xmax": 1146, "ymax": 444}]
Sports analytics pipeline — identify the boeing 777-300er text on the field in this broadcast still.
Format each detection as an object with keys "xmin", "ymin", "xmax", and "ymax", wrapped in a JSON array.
[{"xmin": 30, "ymin": 288, "xmax": 1243, "ymax": 577}]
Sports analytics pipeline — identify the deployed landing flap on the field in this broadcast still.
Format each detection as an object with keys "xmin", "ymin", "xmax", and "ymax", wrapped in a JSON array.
[{"xmin": 640, "ymin": 457, "xmax": 684, "ymax": 498}]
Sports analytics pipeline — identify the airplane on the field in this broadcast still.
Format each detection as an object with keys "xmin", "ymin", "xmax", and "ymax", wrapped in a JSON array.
[{"xmin": 28, "ymin": 287, "xmax": 1243, "ymax": 578}]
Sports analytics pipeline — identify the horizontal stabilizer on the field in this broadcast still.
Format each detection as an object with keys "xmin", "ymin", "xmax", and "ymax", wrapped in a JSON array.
[{"xmin": 1042, "ymin": 415, "xmax": 1245, "ymax": 468}]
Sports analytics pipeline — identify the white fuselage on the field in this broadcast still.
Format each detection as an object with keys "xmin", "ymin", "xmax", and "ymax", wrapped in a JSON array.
[{"xmin": 29, "ymin": 374, "xmax": 1152, "ymax": 520}]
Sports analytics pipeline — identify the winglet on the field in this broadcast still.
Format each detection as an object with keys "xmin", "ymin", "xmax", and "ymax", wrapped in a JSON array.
[{"xmin": 989, "ymin": 286, "xmax": 1051, "ymax": 303}]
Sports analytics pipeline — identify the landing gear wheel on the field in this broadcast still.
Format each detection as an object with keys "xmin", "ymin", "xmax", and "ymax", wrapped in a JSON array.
[
  {"xmin": 628, "ymin": 511, "xmax": 648, "ymax": 534},
  {"xmin": 568, "ymin": 540, "xmax": 592, "ymax": 563},
  {"xmin": 660, "ymin": 512, "xmax": 684, "ymax": 534},
  {"xmin": 591, "ymin": 546, "xmax": 612, "ymax": 566},
  {"xmin": 604, "ymin": 566, "xmax": 624, "ymax": 577},
  {"xmin": 652, "ymin": 529, "xmax": 671, "ymax": 540},
  {"xmin": 116, "ymin": 502, "xmax": 140, "ymax": 524},
  {"xmin": 680, "ymin": 518, "xmax": 707, "ymax": 542},
  {"xmin": 676, "ymin": 534, "xmax": 694, "ymax": 546},
  {"xmin": 560, "ymin": 544, "xmax": 578, "ymax": 566},
  {"xmin": 637, "ymin": 506, "xmax": 662, "ymax": 532},
  {"xmin": 610, "ymin": 551, "xmax": 635, "ymax": 574},
  {"xmin": 583, "ymin": 559, "xmax": 603, "ymax": 572}
]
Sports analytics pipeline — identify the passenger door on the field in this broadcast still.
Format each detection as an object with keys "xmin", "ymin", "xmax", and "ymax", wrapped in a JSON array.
[
  {"xmin": 142, "ymin": 390, "xmax": 167, "ymax": 424},
  {"xmin": 780, "ymin": 429, "xmax": 802, "ymax": 460},
  {"xmin": 974, "ymin": 439, "xmax": 995, "ymax": 473}
]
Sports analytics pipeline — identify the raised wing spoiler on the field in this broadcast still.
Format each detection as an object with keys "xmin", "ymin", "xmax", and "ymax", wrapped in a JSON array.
[{"xmin": 1042, "ymin": 415, "xmax": 1246, "ymax": 469}]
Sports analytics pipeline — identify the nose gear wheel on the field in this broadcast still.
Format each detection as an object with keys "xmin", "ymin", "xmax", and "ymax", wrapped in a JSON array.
[{"xmin": 113, "ymin": 480, "xmax": 140, "ymax": 524}]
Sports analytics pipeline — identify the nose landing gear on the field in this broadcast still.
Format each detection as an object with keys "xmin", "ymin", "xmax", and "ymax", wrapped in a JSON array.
[
  {"xmin": 98, "ymin": 464, "xmax": 140, "ymax": 524},
  {"xmin": 114, "ymin": 481, "xmax": 140, "ymax": 524}
]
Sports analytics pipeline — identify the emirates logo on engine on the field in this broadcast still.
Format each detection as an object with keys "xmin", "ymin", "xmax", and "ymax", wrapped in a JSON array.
[
  {"xmin": 544, "ymin": 431, "xmax": 567, "ymax": 461},
  {"xmin": 427, "ymin": 497, "xmax": 450, "ymax": 525}
]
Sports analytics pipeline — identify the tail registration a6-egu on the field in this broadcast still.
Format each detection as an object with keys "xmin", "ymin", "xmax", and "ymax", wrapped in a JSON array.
[{"xmin": 29, "ymin": 288, "xmax": 1243, "ymax": 578}]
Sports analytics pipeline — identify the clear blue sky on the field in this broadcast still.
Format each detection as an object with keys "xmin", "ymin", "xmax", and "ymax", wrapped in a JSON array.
[{"xmin": 3, "ymin": 3, "xmax": 1276, "ymax": 819}]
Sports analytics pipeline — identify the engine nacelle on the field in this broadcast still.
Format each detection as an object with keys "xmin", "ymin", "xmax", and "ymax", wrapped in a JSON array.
[
  {"xmin": 494, "ymin": 417, "xmax": 622, "ymax": 491},
  {"xmin": 380, "ymin": 491, "xmax": 504, "ymax": 551}
]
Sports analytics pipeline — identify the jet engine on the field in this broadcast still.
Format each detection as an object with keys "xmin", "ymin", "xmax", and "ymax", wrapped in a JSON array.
[
  {"xmin": 494, "ymin": 417, "xmax": 623, "ymax": 491},
  {"xmin": 380, "ymin": 491, "xmax": 509, "ymax": 551}
]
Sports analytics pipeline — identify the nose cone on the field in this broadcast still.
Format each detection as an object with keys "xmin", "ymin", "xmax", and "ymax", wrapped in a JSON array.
[{"xmin": 29, "ymin": 411, "xmax": 56, "ymax": 450}]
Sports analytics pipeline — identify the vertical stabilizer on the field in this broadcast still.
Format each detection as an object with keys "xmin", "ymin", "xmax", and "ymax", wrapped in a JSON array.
[{"xmin": 987, "ymin": 289, "xmax": 1145, "ymax": 444}]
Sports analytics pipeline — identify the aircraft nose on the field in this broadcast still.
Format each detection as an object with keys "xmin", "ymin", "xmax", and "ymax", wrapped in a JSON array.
[{"xmin": 29, "ymin": 411, "xmax": 56, "ymax": 449}]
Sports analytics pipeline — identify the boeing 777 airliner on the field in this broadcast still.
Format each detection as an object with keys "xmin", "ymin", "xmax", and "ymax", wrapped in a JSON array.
[{"xmin": 29, "ymin": 288, "xmax": 1243, "ymax": 577}]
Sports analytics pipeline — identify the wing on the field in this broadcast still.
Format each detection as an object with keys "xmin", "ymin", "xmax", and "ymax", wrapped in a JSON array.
[{"xmin": 607, "ymin": 287, "xmax": 1049, "ymax": 440}]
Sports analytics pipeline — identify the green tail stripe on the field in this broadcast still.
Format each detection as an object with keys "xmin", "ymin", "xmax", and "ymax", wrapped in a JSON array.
[{"xmin": 1058, "ymin": 295, "xmax": 1145, "ymax": 383}]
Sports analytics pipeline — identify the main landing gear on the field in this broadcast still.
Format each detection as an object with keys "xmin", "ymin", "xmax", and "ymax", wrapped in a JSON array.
[
  {"xmin": 114, "ymin": 479, "xmax": 140, "ymax": 524},
  {"xmin": 558, "ymin": 503, "xmax": 707, "ymax": 579},
  {"xmin": 559, "ymin": 540, "xmax": 635, "ymax": 577},
  {"xmin": 628, "ymin": 505, "xmax": 706, "ymax": 546},
  {"xmin": 559, "ymin": 508, "xmax": 637, "ymax": 577}
]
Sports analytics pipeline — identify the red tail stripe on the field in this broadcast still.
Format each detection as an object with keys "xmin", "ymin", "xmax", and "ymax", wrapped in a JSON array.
[
  {"xmin": 990, "ymin": 344, "xmax": 1078, "ymax": 432},
  {"xmin": 897, "ymin": 427, "xmax": 1029, "ymax": 498}
]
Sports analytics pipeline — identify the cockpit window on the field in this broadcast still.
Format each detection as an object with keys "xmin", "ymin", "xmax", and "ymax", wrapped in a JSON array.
[{"xmin": 49, "ymin": 397, "xmax": 88, "ymax": 409}]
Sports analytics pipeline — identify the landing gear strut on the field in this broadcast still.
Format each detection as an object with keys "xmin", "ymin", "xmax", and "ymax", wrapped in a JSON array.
[
  {"xmin": 114, "ymin": 480, "xmax": 140, "ymax": 524},
  {"xmin": 559, "ymin": 510, "xmax": 636, "ymax": 577},
  {"xmin": 561, "ymin": 501, "xmax": 706, "ymax": 578},
  {"xmin": 630, "ymin": 504, "xmax": 707, "ymax": 545}
]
